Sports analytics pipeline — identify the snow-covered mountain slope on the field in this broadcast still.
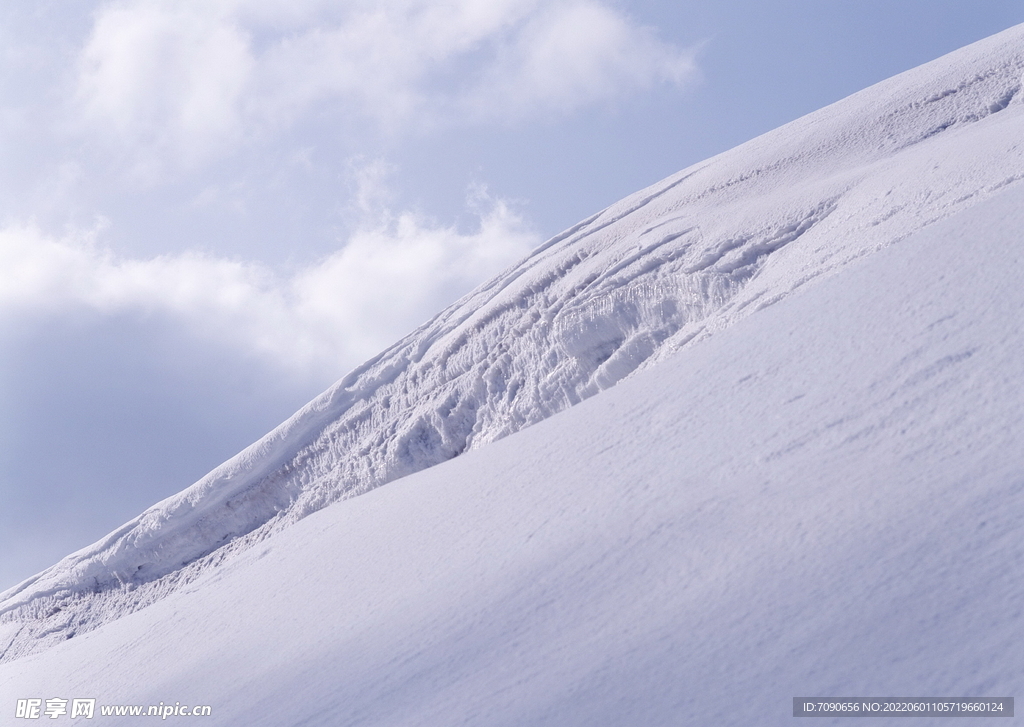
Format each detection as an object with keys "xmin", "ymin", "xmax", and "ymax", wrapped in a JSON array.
[
  {"xmin": 2, "ymin": 177, "xmax": 1023, "ymax": 726},
  {"xmin": 3, "ymin": 23, "xmax": 1024, "ymax": 662}
]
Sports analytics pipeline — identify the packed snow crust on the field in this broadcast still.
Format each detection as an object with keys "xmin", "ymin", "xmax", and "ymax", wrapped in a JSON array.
[{"xmin": 2, "ymin": 23, "xmax": 1024, "ymax": 665}]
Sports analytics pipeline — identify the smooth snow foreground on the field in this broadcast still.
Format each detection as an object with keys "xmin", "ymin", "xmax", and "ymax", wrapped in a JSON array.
[
  {"xmin": 2, "ymin": 179, "xmax": 1023, "ymax": 726},
  {"xmin": 2, "ymin": 22, "xmax": 1024, "ymax": 726}
]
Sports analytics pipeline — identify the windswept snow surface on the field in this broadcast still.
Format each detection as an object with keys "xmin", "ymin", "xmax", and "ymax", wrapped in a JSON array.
[
  {"xmin": 2, "ymin": 176, "xmax": 1023, "ymax": 726},
  {"xmin": 3, "ymin": 23, "xmax": 1024, "ymax": 665}
]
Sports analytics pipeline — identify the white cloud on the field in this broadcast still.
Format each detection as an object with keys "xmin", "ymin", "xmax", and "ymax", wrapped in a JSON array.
[
  {"xmin": 73, "ymin": 0, "xmax": 698, "ymax": 171},
  {"xmin": 0, "ymin": 194, "xmax": 539, "ymax": 381},
  {"xmin": 77, "ymin": 1, "xmax": 254, "ymax": 171},
  {"xmin": 465, "ymin": 1, "xmax": 698, "ymax": 120}
]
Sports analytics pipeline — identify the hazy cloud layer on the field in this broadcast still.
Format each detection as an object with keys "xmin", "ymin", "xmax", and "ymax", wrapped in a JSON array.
[
  {"xmin": 0, "ymin": 194, "xmax": 538, "ymax": 381},
  {"xmin": 74, "ymin": 0, "xmax": 698, "ymax": 175}
]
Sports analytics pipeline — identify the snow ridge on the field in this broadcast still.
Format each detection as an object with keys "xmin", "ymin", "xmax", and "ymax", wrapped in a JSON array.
[{"xmin": 2, "ymin": 23, "xmax": 1024, "ymax": 662}]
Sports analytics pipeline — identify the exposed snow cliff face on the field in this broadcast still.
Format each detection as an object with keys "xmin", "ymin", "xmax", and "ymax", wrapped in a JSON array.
[{"xmin": 2, "ymin": 23, "xmax": 1024, "ymax": 661}]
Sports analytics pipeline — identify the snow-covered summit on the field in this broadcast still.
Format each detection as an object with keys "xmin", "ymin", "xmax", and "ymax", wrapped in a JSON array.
[{"xmin": 3, "ymin": 22, "xmax": 1024, "ymax": 661}]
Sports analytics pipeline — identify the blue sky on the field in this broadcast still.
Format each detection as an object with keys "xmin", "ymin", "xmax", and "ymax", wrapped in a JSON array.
[{"xmin": 2, "ymin": 0, "xmax": 1022, "ymax": 590}]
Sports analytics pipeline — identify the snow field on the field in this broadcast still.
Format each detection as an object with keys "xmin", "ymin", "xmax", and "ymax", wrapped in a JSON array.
[
  {"xmin": 1, "ymin": 23, "xmax": 1023, "ymax": 701},
  {"xmin": 2, "ymin": 178, "xmax": 1023, "ymax": 725}
]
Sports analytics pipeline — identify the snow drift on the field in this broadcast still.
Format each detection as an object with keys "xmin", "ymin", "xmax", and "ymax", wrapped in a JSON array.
[{"xmin": 2, "ymin": 22, "xmax": 1024, "ymax": 676}]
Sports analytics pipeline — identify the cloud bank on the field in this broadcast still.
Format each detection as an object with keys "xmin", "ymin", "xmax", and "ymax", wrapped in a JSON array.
[
  {"xmin": 74, "ymin": 0, "xmax": 698, "ymax": 172},
  {"xmin": 0, "ymin": 195, "xmax": 539, "ymax": 381}
]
